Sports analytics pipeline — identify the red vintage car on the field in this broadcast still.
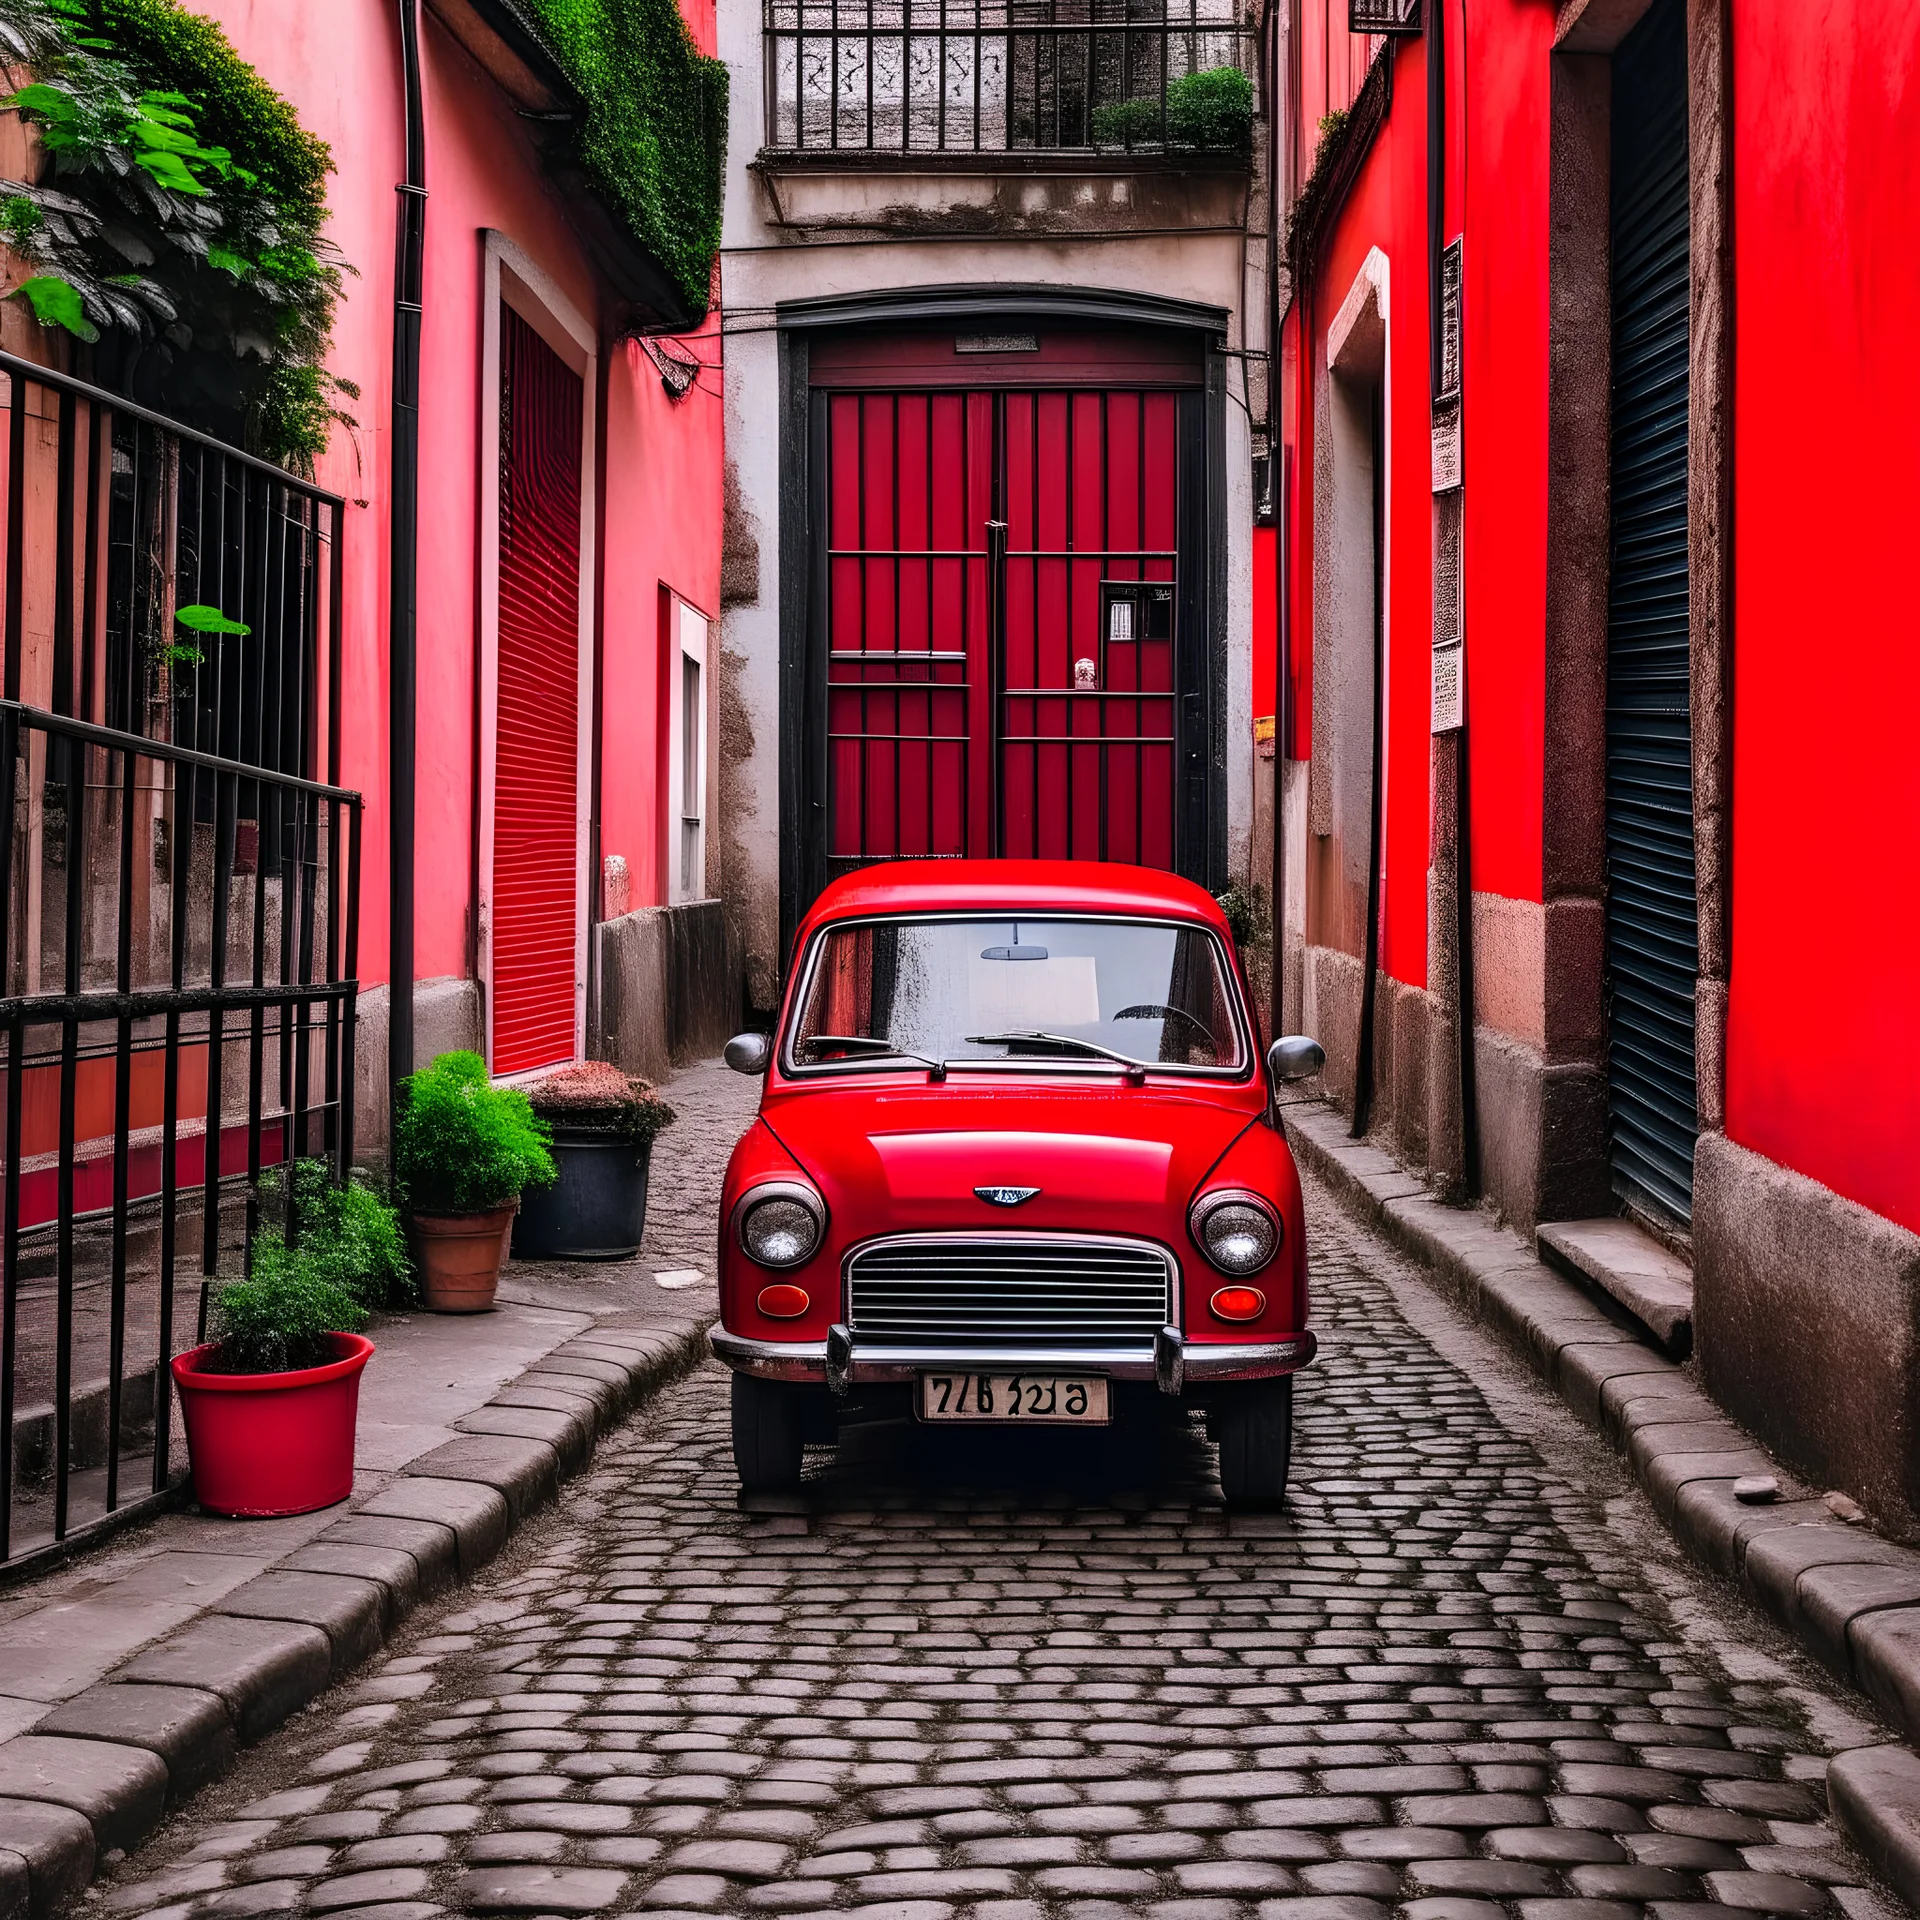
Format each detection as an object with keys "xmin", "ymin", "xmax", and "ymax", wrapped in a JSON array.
[{"xmin": 710, "ymin": 861, "xmax": 1325, "ymax": 1504}]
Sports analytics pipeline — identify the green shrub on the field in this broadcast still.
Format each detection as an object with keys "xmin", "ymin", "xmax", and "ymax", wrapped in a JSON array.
[
  {"xmin": 1090, "ymin": 95, "xmax": 1162, "ymax": 150},
  {"xmin": 1089, "ymin": 68, "xmax": 1252, "ymax": 155},
  {"xmin": 526, "ymin": 1059, "xmax": 676, "ymax": 1148},
  {"xmin": 395, "ymin": 1051, "xmax": 557, "ymax": 1217},
  {"xmin": 265, "ymin": 1158, "xmax": 413, "ymax": 1310},
  {"xmin": 208, "ymin": 1239, "xmax": 368, "ymax": 1375},
  {"xmin": 1166, "ymin": 66, "xmax": 1253, "ymax": 154},
  {"xmin": 0, "ymin": 0, "xmax": 351, "ymax": 465},
  {"xmin": 521, "ymin": 0, "xmax": 727, "ymax": 316}
]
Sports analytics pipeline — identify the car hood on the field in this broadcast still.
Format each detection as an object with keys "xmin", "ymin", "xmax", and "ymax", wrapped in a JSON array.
[{"xmin": 760, "ymin": 1078, "xmax": 1259, "ymax": 1240}]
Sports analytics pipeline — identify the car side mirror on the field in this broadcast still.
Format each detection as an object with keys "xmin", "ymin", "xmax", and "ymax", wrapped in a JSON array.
[
  {"xmin": 1267, "ymin": 1035, "xmax": 1326, "ymax": 1084},
  {"xmin": 725, "ymin": 1031, "xmax": 773, "ymax": 1076}
]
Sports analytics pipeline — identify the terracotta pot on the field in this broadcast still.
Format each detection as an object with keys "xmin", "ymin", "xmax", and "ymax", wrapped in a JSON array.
[
  {"xmin": 173, "ymin": 1332, "xmax": 374, "ymax": 1518},
  {"xmin": 412, "ymin": 1204, "xmax": 518, "ymax": 1312}
]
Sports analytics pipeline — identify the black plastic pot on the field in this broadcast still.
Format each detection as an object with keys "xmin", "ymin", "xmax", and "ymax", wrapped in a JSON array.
[{"xmin": 512, "ymin": 1128, "xmax": 653, "ymax": 1261}]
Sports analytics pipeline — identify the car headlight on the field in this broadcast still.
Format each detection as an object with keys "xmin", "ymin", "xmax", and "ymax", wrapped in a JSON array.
[
  {"xmin": 738, "ymin": 1183, "xmax": 824, "ymax": 1268},
  {"xmin": 1192, "ymin": 1192, "xmax": 1279, "ymax": 1275}
]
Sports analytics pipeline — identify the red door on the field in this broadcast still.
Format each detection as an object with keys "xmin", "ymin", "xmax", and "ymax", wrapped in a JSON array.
[
  {"xmin": 824, "ymin": 380, "xmax": 1180, "ymax": 875},
  {"xmin": 493, "ymin": 307, "xmax": 582, "ymax": 1075}
]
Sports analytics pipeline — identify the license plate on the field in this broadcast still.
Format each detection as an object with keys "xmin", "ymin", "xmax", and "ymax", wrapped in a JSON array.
[{"xmin": 918, "ymin": 1372, "xmax": 1110, "ymax": 1424}]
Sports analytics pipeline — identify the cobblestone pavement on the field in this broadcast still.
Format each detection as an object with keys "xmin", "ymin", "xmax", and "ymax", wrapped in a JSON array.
[{"xmin": 94, "ymin": 1174, "xmax": 1905, "ymax": 1920}]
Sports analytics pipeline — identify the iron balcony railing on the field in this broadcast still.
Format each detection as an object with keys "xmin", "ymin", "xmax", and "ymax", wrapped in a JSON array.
[
  {"xmin": 0, "ymin": 349, "xmax": 360, "ymax": 1574},
  {"xmin": 764, "ymin": 0, "xmax": 1254, "ymax": 156}
]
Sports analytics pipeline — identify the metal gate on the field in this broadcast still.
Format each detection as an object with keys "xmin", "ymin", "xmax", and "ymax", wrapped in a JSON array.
[
  {"xmin": 820, "ymin": 383, "xmax": 1183, "ymax": 879},
  {"xmin": 1, "ymin": 350, "xmax": 359, "ymax": 1571},
  {"xmin": 1605, "ymin": 0, "xmax": 1697, "ymax": 1225}
]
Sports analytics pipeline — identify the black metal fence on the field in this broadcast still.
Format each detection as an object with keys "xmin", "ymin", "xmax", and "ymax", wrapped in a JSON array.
[
  {"xmin": 0, "ymin": 350, "xmax": 360, "ymax": 1573},
  {"xmin": 764, "ymin": 0, "xmax": 1253, "ymax": 154}
]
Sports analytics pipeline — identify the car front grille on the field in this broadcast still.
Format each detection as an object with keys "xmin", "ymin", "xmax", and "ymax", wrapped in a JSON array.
[{"xmin": 845, "ymin": 1234, "xmax": 1174, "ymax": 1348}]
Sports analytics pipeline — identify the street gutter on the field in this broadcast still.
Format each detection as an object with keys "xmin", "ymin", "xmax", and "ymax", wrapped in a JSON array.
[{"xmin": 1283, "ymin": 1099, "xmax": 1920, "ymax": 1910}]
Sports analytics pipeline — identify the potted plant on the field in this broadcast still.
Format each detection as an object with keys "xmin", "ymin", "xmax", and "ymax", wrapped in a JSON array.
[
  {"xmin": 172, "ymin": 1163, "xmax": 408, "ymax": 1517},
  {"xmin": 396, "ymin": 1050, "xmax": 555, "ymax": 1311},
  {"xmin": 513, "ymin": 1061, "xmax": 677, "ymax": 1261}
]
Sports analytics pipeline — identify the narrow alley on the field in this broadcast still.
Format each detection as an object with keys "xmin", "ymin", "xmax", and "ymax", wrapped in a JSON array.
[{"xmin": 85, "ymin": 1167, "xmax": 1898, "ymax": 1920}]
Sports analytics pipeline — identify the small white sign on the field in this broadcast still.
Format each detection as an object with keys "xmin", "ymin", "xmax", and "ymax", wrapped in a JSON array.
[
  {"xmin": 956, "ymin": 333, "xmax": 1039, "ymax": 354},
  {"xmin": 1432, "ymin": 402, "xmax": 1462, "ymax": 494},
  {"xmin": 1108, "ymin": 598, "xmax": 1134, "ymax": 645},
  {"xmin": 1432, "ymin": 644, "xmax": 1464, "ymax": 734}
]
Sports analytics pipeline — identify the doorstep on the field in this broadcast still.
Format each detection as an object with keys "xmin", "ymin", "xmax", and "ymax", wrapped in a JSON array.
[
  {"xmin": 1282, "ymin": 1098, "xmax": 1920, "ymax": 1909},
  {"xmin": 1537, "ymin": 1213, "xmax": 1695, "ymax": 1355}
]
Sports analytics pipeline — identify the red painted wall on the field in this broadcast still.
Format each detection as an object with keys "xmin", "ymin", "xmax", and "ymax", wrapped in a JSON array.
[
  {"xmin": 1252, "ymin": 524, "xmax": 1275, "ymax": 724},
  {"xmin": 1725, "ymin": 0, "xmax": 1920, "ymax": 1233},
  {"xmin": 1285, "ymin": 3, "xmax": 1556, "ymax": 994},
  {"xmin": 1289, "ymin": 34, "xmax": 1435, "ymax": 990},
  {"xmin": 199, "ymin": 0, "xmax": 724, "ymax": 997},
  {"xmin": 1458, "ymin": 0, "xmax": 1553, "ymax": 911}
]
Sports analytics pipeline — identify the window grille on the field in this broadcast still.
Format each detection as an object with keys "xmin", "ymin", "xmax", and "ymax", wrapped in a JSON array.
[
  {"xmin": 1348, "ymin": 0, "xmax": 1421, "ymax": 33},
  {"xmin": 764, "ymin": 0, "xmax": 1255, "ymax": 154}
]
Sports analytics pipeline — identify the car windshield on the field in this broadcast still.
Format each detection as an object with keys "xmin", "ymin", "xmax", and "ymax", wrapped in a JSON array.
[{"xmin": 788, "ymin": 917, "xmax": 1247, "ymax": 1074}]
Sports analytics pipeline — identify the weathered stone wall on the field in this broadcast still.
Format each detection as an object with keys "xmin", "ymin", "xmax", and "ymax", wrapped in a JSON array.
[
  {"xmin": 1695, "ymin": 1131, "xmax": 1920, "ymax": 1540},
  {"xmin": 592, "ymin": 900, "xmax": 739, "ymax": 1087}
]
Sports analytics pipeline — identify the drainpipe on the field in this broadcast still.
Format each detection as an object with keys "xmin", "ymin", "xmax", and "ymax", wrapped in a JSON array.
[
  {"xmin": 1350, "ymin": 381, "xmax": 1386, "ymax": 1139},
  {"xmin": 1428, "ymin": 0, "xmax": 1478, "ymax": 1191},
  {"xmin": 1266, "ymin": 0, "xmax": 1289, "ymax": 1046},
  {"xmin": 388, "ymin": 0, "xmax": 426, "ymax": 1127}
]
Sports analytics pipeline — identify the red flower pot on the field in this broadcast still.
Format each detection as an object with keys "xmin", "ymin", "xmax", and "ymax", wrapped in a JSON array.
[{"xmin": 172, "ymin": 1332, "xmax": 374, "ymax": 1517}]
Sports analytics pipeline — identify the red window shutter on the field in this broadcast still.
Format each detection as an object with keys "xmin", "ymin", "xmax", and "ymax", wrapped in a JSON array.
[{"xmin": 493, "ymin": 307, "xmax": 583, "ymax": 1076}]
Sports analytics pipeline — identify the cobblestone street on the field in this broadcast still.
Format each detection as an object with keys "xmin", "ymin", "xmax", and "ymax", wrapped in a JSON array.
[{"xmin": 92, "ymin": 1171, "xmax": 1903, "ymax": 1920}]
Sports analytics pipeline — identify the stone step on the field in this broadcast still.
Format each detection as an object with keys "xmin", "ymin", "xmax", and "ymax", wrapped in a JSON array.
[{"xmin": 1536, "ymin": 1215, "xmax": 1694, "ymax": 1356}]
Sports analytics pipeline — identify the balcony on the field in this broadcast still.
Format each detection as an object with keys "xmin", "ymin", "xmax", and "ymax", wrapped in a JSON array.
[{"xmin": 756, "ymin": 0, "xmax": 1255, "ymax": 235}]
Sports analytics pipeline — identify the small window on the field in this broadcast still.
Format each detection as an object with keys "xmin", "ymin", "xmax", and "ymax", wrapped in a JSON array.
[
  {"xmin": 681, "ymin": 651, "xmax": 701, "ymax": 896},
  {"xmin": 667, "ymin": 599, "xmax": 708, "ymax": 904}
]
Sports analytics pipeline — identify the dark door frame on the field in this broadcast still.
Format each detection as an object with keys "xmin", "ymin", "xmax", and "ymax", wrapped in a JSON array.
[{"xmin": 775, "ymin": 284, "xmax": 1232, "ymax": 973}]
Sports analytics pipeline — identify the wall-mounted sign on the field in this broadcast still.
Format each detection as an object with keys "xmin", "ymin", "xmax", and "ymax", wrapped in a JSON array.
[
  {"xmin": 1438, "ymin": 236, "xmax": 1463, "ymax": 403},
  {"xmin": 1432, "ymin": 643, "xmax": 1464, "ymax": 735},
  {"xmin": 1432, "ymin": 399, "xmax": 1462, "ymax": 494},
  {"xmin": 1349, "ymin": 0, "xmax": 1422, "ymax": 32},
  {"xmin": 956, "ymin": 333, "xmax": 1040, "ymax": 354}
]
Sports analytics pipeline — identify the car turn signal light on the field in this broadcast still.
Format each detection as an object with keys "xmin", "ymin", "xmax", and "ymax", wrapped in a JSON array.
[
  {"xmin": 756, "ymin": 1283, "xmax": 810, "ymax": 1319},
  {"xmin": 1209, "ymin": 1285, "xmax": 1266, "ymax": 1323}
]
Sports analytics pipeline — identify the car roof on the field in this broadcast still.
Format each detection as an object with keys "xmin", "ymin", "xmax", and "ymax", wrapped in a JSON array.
[{"xmin": 797, "ymin": 860, "xmax": 1231, "ymax": 938}]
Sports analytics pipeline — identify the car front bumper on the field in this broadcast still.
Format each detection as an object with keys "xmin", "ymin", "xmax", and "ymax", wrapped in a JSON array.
[{"xmin": 709, "ymin": 1324, "xmax": 1318, "ymax": 1394}]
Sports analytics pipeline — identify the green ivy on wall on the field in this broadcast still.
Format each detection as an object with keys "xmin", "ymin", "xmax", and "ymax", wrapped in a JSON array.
[
  {"xmin": 522, "ymin": 0, "xmax": 729, "ymax": 316},
  {"xmin": 0, "ymin": 0, "xmax": 350, "ymax": 468}
]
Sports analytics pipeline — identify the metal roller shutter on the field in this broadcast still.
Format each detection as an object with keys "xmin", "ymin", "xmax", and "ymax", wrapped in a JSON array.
[
  {"xmin": 493, "ymin": 307, "xmax": 584, "ymax": 1076},
  {"xmin": 1605, "ymin": 0, "xmax": 1697, "ymax": 1224}
]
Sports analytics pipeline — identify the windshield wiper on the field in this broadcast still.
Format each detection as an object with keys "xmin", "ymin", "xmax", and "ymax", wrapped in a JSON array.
[
  {"xmin": 800, "ymin": 1034, "xmax": 947, "ymax": 1081},
  {"xmin": 964, "ymin": 1031, "xmax": 1147, "ymax": 1083}
]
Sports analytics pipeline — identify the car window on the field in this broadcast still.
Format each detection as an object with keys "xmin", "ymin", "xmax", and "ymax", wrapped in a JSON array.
[{"xmin": 789, "ymin": 918, "xmax": 1246, "ymax": 1073}]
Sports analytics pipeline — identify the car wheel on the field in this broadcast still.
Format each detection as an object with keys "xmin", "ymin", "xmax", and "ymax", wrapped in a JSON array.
[
  {"xmin": 731, "ymin": 1373, "xmax": 809, "ymax": 1492},
  {"xmin": 1211, "ymin": 1376, "xmax": 1293, "ymax": 1507}
]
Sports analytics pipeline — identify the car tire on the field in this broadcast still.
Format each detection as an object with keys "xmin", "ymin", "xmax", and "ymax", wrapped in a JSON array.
[
  {"xmin": 1211, "ymin": 1376, "xmax": 1293, "ymax": 1507},
  {"xmin": 731, "ymin": 1373, "xmax": 809, "ymax": 1492}
]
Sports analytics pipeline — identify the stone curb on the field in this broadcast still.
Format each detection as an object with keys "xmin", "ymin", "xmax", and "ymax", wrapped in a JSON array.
[
  {"xmin": 1282, "ymin": 1101, "xmax": 1920, "ymax": 1908},
  {"xmin": 0, "ymin": 1312, "xmax": 713, "ymax": 1920}
]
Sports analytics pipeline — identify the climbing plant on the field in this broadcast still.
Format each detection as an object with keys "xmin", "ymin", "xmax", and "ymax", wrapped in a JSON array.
[
  {"xmin": 0, "ymin": 0, "xmax": 352, "ymax": 467},
  {"xmin": 521, "ymin": 0, "xmax": 729, "ymax": 317}
]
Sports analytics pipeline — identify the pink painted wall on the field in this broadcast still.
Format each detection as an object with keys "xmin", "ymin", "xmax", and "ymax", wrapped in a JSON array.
[{"xmin": 197, "ymin": 0, "xmax": 724, "ymax": 994}]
